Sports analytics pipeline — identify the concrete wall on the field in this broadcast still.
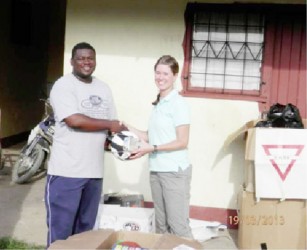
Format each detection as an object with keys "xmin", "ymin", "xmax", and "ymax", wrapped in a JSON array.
[{"xmin": 64, "ymin": 0, "xmax": 293, "ymax": 210}]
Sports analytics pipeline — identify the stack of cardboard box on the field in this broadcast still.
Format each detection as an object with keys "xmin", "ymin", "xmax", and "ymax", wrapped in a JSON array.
[
  {"xmin": 238, "ymin": 122, "xmax": 307, "ymax": 249},
  {"xmin": 49, "ymin": 200, "xmax": 203, "ymax": 249}
]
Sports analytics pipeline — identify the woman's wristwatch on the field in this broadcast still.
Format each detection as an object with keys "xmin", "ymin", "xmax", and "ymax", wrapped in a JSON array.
[{"xmin": 153, "ymin": 145, "xmax": 158, "ymax": 153}]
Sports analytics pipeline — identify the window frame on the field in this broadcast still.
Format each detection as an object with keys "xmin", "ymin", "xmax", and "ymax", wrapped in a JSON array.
[{"xmin": 181, "ymin": 3, "xmax": 268, "ymax": 102}]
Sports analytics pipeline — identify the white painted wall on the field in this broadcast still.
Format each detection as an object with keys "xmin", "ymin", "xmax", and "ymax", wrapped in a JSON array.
[{"xmin": 63, "ymin": 0, "xmax": 298, "ymax": 209}]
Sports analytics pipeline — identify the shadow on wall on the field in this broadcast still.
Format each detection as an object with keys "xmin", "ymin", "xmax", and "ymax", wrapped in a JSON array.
[{"xmin": 211, "ymin": 128, "xmax": 246, "ymax": 208}]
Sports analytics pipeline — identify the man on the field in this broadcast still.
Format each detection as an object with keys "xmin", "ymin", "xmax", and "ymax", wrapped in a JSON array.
[{"xmin": 45, "ymin": 42, "xmax": 126, "ymax": 247}]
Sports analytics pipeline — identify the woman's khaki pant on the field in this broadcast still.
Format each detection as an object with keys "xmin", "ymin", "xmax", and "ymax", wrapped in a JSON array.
[{"xmin": 150, "ymin": 165, "xmax": 193, "ymax": 238}]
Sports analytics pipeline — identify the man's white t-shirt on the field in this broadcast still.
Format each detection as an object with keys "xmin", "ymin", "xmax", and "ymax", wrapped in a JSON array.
[{"xmin": 48, "ymin": 73, "xmax": 117, "ymax": 178}]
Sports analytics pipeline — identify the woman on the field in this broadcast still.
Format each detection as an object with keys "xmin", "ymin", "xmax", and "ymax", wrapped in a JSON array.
[{"xmin": 128, "ymin": 55, "xmax": 193, "ymax": 238}]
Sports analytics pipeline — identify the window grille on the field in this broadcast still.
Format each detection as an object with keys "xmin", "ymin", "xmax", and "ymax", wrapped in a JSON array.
[{"xmin": 184, "ymin": 6, "xmax": 266, "ymax": 99}]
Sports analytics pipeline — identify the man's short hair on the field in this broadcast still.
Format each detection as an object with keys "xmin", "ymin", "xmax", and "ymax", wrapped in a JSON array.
[{"xmin": 71, "ymin": 42, "xmax": 96, "ymax": 59}]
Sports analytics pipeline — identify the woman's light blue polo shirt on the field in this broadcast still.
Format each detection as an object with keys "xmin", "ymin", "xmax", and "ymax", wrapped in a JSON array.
[{"xmin": 148, "ymin": 89, "xmax": 190, "ymax": 172}]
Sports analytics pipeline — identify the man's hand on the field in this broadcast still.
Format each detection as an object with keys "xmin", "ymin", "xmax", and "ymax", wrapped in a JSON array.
[
  {"xmin": 64, "ymin": 114, "xmax": 128, "ymax": 133},
  {"xmin": 109, "ymin": 120, "xmax": 128, "ymax": 133}
]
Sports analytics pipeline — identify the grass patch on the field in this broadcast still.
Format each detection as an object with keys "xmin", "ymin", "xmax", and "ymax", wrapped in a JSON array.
[{"xmin": 0, "ymin": 237, "xmax": 45, "ymax": 249}]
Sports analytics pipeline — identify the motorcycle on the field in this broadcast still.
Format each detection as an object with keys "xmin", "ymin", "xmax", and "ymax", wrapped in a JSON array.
[
  {"xmin": 0, "ymin": 140, "xmax": 3, "ymax": 170},
  {"xmin": 12, "ymin": 99, "xmax": 55, "ymax": 184},
  {"xmin": 0, "ymin": 110, "xmax": 3, "ymax": 170}
]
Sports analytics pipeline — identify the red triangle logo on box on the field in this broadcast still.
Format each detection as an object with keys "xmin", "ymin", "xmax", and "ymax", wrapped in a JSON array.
[{"xmin": 262, "ymin": 145, "xmax": 305, "ymax": 181}]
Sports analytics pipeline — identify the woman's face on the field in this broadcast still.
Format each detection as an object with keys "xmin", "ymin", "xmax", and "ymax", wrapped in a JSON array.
[{"xmin": 154, "ymin": 64, "xmax": 177, "ymax": 93}]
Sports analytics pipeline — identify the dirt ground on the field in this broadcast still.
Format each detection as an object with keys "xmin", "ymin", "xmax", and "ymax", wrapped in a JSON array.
[
  {"xmin": 0, "ymin": 143, "xmax": 238, "ymax": 249},
  {"xmin": 0, "ymin": 143, "xmax": 47, "ymax": 247}
]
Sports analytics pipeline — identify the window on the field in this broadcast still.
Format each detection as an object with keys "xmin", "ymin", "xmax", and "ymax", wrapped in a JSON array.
[{"xmin": 182, "ymin": 4, "xmax": 266, "ymax": 101}]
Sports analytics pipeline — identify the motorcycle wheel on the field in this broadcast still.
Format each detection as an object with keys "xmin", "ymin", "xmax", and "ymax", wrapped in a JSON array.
[{"xmin": 12, "ymin": 144, "xmax": 45, "ymax": 184}]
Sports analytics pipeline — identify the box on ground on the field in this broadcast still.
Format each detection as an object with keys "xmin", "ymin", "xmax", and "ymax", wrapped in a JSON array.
[
  {"xmin": 96, "ymin": 204, "xmax": 155, "ymax": 233},
  {"xmin": 245, "ymin": 127, "xmax": 307, "ymax": 199},
  {"xmin": 245, "ymin": 119, "xmax": 307, "ymax": 161},
  {"xmin": 238, "ymin": 190, "xmax": 307, "ymax": 249},
  {"xmin": 225, "ymin": 119, "xmax": 307, "ymax": 195},
  {"xmin": 223, "ymin": 119, "xmax": 259, "ymax": 192},
  {"xmin": 229, "ymin": 119, "xmax": 307, "ymax": 195},
  {"xmin": 104, "ymin": 193, "xmax": 144, "ymax": 207},
  {"xmin": 48, "ymin": 229, "xmax": 203, "ymax": 249}
]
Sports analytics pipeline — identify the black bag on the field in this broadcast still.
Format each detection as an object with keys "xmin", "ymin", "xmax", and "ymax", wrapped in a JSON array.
[{"xmin": 255, "ymin": 103, "xmax": 304, "ymax": 128}]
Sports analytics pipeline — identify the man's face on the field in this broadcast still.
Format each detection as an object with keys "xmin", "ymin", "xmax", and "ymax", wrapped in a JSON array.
[{"xmin": 71, "ymin": 48, "xmax": 96, "ymax": 80}]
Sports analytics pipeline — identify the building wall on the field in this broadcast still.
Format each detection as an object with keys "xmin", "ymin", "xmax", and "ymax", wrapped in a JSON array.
[
  {"xmin": 0, "ymin": 0, "xmax": 303, "ymax": 211},
  {"xmin": 64, "ymin": 0, "xmax": 305, "ymax": 212}
]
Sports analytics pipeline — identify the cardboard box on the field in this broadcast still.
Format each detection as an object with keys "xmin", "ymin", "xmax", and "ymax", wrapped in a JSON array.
[
  {"xmin": 223, "ymin": 119, "xmax": 259, "ymax": 192},
  {"xmin": 104, "ymin": 193, "xmax": 145, "ymax": 207},
  {"xmin": 243, "ymin": 119, "xmax": 307, "ymax": 195},
  {"xmin": 243, "ymin": 160, "xmax": 255, "ymax": 192},
  {"xmin": 255, "ymin": 128, "xmax": 307, "ymax": 199},
  {"xmin": 97, "ymin": 204, "xmax": 155, "ymax": 233},
  {"xmin": 245, "ymin": 128, "xmax": 257, "ymax": 161},
  {"xmin": 48, "ymin": 229, "xmax": 203, "ymax": 249},
  {"xmin": 238, "ymin": 190, "xmax": 307, "ymax": 249},
  {"xmin": 245, "ymin": 128, "xmax": 307, "ymax": 199},
  {"xmin": 245, "ymin": 120, "xmax": 307, "ymax": 161}
]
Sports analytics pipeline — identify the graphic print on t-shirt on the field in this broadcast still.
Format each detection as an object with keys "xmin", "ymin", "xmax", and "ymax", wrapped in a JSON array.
[{"xmin": 81, "ymin": 95, "xmax": 110, "ymax": 119}]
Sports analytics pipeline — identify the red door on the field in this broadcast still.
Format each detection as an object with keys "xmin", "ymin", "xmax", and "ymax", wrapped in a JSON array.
[{"xmin": 261, "ymin": 6, "xmax": 306, "ymax": 118}]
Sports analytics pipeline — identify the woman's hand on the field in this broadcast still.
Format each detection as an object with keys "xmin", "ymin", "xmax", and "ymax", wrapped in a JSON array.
[
  {"xmin": 129, "ymin": 140, "xmax": 154, "ymax": 159},
  {"xmin": 123, "ymin": 122, "xmax": 149, "ymax": 142}
]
